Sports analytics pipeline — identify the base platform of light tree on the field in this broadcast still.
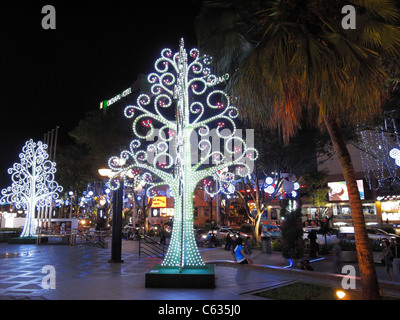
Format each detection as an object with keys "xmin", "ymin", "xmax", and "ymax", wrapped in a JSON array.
[
  {"xmin": 8, "ymin": 237, "xmax": 46, "ymax": 244},
  {"xmin": 145, "ymin": 264, "xmax": 215, "ymax": 288}
]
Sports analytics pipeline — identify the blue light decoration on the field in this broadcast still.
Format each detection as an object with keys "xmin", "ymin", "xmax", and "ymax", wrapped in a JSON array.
[
  {"xmin": 263, "ymin": 172, "xmax": 300, "ymax": 199},
  {"xmin": 106, "ymin": 39, "xmax": 258, "ymax": 272}
]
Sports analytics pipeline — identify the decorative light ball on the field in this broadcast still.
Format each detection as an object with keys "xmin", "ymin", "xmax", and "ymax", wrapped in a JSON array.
[
  {"xmin": 389, "ymin": 148, "xmax": 400, "ymax": 159},
  {"xmin": 265, "ymin": 177, "xmax": 274, "ymax": 185},
  {"xmin": 281, "ymin": 172, "xmax": 296, "ymax": 193},
  {"xmin": 265, "ymin": 186, "xmax": 275, "ymax": 194}
]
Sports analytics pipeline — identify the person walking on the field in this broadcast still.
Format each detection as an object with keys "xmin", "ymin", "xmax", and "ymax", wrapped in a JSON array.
[
  {"xmin": 244, "ymin": 237, "xmax": 253, "ymax": 264},
  {"xmin": 160, "ymin": 228, "xmax": 167, "ymax": 245},
  {"xmin": 225, "ymin": 234, "xmax": 232, "ymax": 251},
  {"xmin": 308, "ymin": 229, "xmax": 318, "ymax": 258},
  {"xmin": 231, "ymin": 235, "xmax": 238, "ymax": 261},
  {"xmin": 331, "ymin": 237, "xmax": 342, "ymax": 274},
  {"xmin": 391, "ymin": 238, "xmax": 400, "ymax": 282},
  {"xmin": 383, "ymin": 240, "xmax": 394, "ymax": 282}
]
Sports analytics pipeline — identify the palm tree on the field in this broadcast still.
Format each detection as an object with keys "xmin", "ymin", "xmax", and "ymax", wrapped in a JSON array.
[{"xmin": 195, "ymin": 0, "xmax": 400, "ymax": 299}]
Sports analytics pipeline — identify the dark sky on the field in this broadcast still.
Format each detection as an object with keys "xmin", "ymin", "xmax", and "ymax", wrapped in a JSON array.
[{"xmin": 0, "ymin": 1, "xmax": 200, "ymax": 188}]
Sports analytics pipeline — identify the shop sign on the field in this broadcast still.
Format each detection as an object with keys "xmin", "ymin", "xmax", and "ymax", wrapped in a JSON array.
[{"xmin": 151, "ymin": 196, "xmax": 167, "ymax": 208}]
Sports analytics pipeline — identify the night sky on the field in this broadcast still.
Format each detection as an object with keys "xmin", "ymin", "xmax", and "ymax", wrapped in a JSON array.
[{"xmin": 0, "ymin": 1, "xmax": 200, "ymax": 188}]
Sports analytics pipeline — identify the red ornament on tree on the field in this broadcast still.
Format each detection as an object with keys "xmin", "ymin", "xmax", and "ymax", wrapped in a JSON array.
[{"xmin": 142, "ymin": 119, "xmax": 152, "ymax": 128}]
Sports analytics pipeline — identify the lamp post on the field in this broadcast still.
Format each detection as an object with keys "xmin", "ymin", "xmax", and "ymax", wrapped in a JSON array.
[
  {"xmin": 68, "ymin": 191, "xmax": 74, "ymax": 218},
  {"xmin": 99, "ymin": 168, "xmax": 124, "ymax": 263}
]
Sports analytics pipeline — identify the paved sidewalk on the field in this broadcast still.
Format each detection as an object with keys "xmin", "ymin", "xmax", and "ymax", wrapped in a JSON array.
[{"xmin": 0, "ymin": 239, "xmax": 399, "ymax": 300}]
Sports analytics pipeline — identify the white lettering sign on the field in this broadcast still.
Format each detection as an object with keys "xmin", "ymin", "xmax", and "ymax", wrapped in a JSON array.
[
  {"xmin": 208, "ymin": 73, "xmax": 230, "ymax": 86},
  {"xmin": 101, "ymin": 88, "xmax": 132, "ymax": 109}
]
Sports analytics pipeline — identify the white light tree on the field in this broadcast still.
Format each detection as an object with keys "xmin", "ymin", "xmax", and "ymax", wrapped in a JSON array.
[
  {"xmin": 108, "ymin": 39, "xmax": 257, "ymax": 271},
  {"xmin": 0, "ymin": 139, "xmax": 63, "ymax": 237}
]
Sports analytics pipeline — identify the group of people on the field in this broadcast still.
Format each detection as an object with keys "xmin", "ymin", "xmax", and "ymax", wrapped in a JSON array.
[
  {"xmin": 382, "ymin": 238, "xmax": 400, "ymax": 282},
  {"xmin": 225, "ymin": 234, "xmax": 254, "ymax": 264}
]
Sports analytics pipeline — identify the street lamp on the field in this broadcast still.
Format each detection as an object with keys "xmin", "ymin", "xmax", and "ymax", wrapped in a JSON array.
[
  {"xmin": 98, "ymin": 168, "xmax": 114, "ymax": 178},
  {"xmin": 98, "ymin": 168, "xmax": 124, "ymax": 263},
  {"xmin": 68, "ymin": 191, "xmax": 75, "ymax": 218}
]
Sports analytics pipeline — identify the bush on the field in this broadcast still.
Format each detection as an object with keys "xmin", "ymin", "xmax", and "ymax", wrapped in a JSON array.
[
  {"xmin": 146, "ymin": 230, "xmax": 155, "ymax": 237},
  {"xmin": 339, "ymin": 240, "xmax": 357, "ymax": 251},
  {"xmin": 240, "ymin": 224, "xmax": 253, "ymax": 235},
  {"xmin": 280, "ymin": 202, "xmax": 304, "ymax": 259},
  {"xmin": 338, "ymin": 239, "xmax": 383, "ymax": 253},
  {"xmin": 369, "ymin": 239, "xmax": 384, "ymax": 252},
  {"xmin": 271, "ymin": 238, "xmax": 282, "ymax": 251}
]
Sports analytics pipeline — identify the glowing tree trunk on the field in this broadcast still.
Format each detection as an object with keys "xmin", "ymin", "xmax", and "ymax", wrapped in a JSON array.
[
  {"xmin": 1, "ymin": 140, "xmax": 63, "ymax": 237},
  {"xmin": 108, "ymin": 39, "xmax": 257, "ymax": 271}
]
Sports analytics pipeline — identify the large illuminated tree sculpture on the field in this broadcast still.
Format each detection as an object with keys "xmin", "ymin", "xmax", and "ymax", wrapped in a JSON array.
[
  {"xmin": 0, "ymin": 139, "xmax": 63, "ymax": 237},
  {"xmin": 108, "ymin": 39, "xmax": 257, "ymax": 271}
]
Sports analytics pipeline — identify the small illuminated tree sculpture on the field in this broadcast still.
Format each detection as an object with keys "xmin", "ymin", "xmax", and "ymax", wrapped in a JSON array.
[
  {"xmin": 108, "ymin": 39, "xmax": 257, "ymax": 271},
  {"xmin": 0, "ymin": 139, "xmax": 63, "ymax": 237}
]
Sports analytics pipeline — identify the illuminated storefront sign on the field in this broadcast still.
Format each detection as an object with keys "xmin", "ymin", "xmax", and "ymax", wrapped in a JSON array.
[
  {"xmin": 381, "ymin": 201, "xmax": 400, "ymax": 221},
  {"xmin": 160, "ymin": 208, "xmax": 174, "ymax": 217},
  {"xmin": 100, "ymin": 88, "xmax": 132, "ymax": 110},
  {"xmin": 151, "ymin": 196, "xmax": 167, "ymax": 208},
  {"xmin": 328, "ymin": 180, "xmax": 364, "ymax": 201}
]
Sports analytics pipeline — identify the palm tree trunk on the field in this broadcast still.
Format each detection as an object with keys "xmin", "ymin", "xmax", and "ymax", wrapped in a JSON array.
[{"xmin": 324, "ymin": 114, "xmax": 380, "ymax": 300}]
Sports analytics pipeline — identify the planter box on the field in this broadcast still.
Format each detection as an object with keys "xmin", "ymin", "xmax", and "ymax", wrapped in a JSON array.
[
  {"xmin": 341, "ymin": 251, "xmax": 357, "ymax": 262},
  {"xmin": 146, "ymin": 264, "xmax": 215, "ymax": 288},
  {"xmin": 341, "ymin": 251, "xmax": 384, "ymax": 263}
]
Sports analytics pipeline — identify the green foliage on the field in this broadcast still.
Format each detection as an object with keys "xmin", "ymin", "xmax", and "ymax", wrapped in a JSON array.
[
  {"xmin": 239, "ymin": 224, "xmax": 252, "ymax": 234},
  {"xmin": 196, "ymin": 0, "xmax": 400, "ymax": 141},
  {"xmin": 56, "ymin": 144, "xmax": 95, "ymax": 193},
  {"xmin": 339, "ymin": 239, "xmax": 384, "ymax": 252},
  {"xmin": 56, "ymin": 104, "xmax": 133, "ymax": 193},
  {"xmin": 339, "ymin": 240, "xmax": 357, "ymax": 251},
  {"xmin": 146, "ymin": 230, "xmax": 156, "ymax": 237},
  {"xmin": 69, "ymin": 107, "xmax": 132, "ymax": 161},
  {"xmin": 300, "ymin": 170, "xmax": 330, "ymax": 207},
  {"xmin": 369, "ymin": 240, "xmax": 384, "ymax": 252},
  {"xmin": 271, "ymin": 238, "xmax": 282, "ymax": 252}
]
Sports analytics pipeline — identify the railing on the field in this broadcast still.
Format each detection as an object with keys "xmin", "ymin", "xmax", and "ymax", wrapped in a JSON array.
[
  {"xmin": 36, "ymin": 227, "xmax": 75, "ymax": 245},
  {"xmin": 76, "ymin": 230, "xmax": 108, "ymax": 249},
  {"xmin": 35, "ymin": 227, "xmax": 108, "ymax": 249},
  {"xmin": 138, "ymin": 234, "xmax": 168, "ymax": 259}
]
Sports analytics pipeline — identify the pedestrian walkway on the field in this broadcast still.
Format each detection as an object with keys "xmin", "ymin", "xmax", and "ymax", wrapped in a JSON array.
[{"xmin": 0, "ymin": 239, "xmax": 399, "ymax": 300}]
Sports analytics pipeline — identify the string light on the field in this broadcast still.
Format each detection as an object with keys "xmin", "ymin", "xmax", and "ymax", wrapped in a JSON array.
[
  {"xmin": 358, "ymin": 116, "xmax": 400, "ymax": 191},
  {"xmin": 107, "ymin": 39, "xmax": 258, "ymax": 269},
  {"xmin": 0, "ymin": 139, "xmax": 63, "ymax": 237}
]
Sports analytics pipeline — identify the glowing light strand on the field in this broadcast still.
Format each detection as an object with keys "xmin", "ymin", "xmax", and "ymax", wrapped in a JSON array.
[
  {"xmin": 107, "ymin": 39, "xmax": 258, "ymax": 269},
  {"xmin": 358, "ymin": 119, "xmax": 400, "ymax": 191},
  {"xmin": 0, "ymin": 140, "xmax": 63, "ymax": 237}
]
